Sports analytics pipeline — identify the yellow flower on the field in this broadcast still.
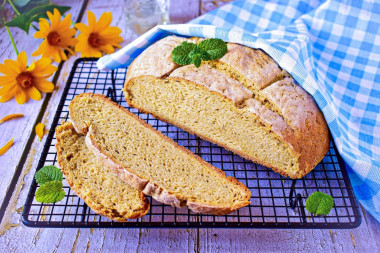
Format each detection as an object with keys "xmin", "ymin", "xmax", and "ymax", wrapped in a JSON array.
[
  {"xmin": 75, "ymin": 11, "xmax": 123, "ymax": 57},
  {"xmin": 0, "ymin": 51, "xmax": 57, "ymax": 104},
  {"xmin": 32, "ymin": 8, "xmax": 77, "ymax": 63}
]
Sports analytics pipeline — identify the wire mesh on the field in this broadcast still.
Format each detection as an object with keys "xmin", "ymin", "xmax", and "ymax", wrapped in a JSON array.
[{"xmin": 22, "ymin": 58, "xmax": 361, "ymax": 228}]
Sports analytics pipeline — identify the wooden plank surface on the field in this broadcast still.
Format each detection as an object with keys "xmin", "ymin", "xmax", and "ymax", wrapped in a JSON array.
[
  {"xmin": 0, "ymin": 0, "xmax": 379, "ymax": 252},
  {"xmin": 0, "ymin": 0, "xmax": 86, "ymax": 220}
]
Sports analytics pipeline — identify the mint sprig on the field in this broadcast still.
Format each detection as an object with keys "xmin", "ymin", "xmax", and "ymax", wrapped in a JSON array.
[
  {"xmin": 305, "ymin": 191, "xmax": 334, "ymax": 216},
  {"xmin": 35, "ymin": 181, "xmax": 65, "ymax": 203},
  {"xmin": 34, "ymin": 165, "xmax": 65, "ymax": 203},
  {"xmin": 35, "ymin": 165, "xmax": 63, "ymax": 185},
  {"xmin": 172, "ymin": 41, "xmax": 196, "ymax": 66},
  {"xmin": 198, "ymin": 38, "xmax": 228, "ymax": 60},
  {"xmin": 172, "ymin": 38, "xmax": 227, "ymax": 68}
]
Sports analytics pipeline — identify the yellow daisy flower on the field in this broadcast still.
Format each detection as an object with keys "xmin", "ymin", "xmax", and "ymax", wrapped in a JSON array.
[
  {"xmin": 0, "ymin": 52, "xmax": 57, "ymax": 104},
  {"xmin": 75, "ymin": 11, "xmax": 123, "ymax": 57},
  {"xmin": 32, "ymin": 8, "xmax": 77, "ymax": 63}
]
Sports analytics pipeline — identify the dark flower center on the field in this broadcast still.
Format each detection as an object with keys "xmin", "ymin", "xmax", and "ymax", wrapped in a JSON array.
[
  {"xmin": 47, "ymin": 31, "xmax": 61, "ymax": 46},
  {"xmin": 16, "ymin": 72, "xmax": 34, "ymax": 88},
  {"xmin": 88, "ymin": 33, "xmax": 102, "ymax": 48}
]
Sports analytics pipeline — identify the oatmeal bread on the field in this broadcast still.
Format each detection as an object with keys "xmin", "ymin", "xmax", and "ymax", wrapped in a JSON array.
[
  {"xmin": 68, "ymin": 93, "xmax": 251, "ymax": 215},
  {"xmin": 124, "ymin": 36, "xmax": 330, "ymax": 178},
  {"xmin": 55, "ymin": 122, "xmax": 149, "ymax": 221}
]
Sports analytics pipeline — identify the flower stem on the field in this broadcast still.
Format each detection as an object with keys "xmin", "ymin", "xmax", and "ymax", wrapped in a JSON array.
[
  {"xmin": 7, "ymin": 0, "xmax": 20, "ymax": 15},
  {"xmin": 2, "ymin": 17, "xmax": 18, "ymax": 55},
  {"xmin": 7, "ymin": 0, "xmax": 39, "ymax": 31}
]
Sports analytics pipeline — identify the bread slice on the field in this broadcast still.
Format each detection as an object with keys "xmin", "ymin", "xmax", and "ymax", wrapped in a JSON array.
[
  {"xmin": 68, "ymin": 93, "xmax": 251, "ymax": 215},
  {"xmin": 55, "ymin": 121, "xmax": 149, "ymax": 221},
  {"xmin": 123, "ymin": 36, "xmax": 330, "ymax": 179}
]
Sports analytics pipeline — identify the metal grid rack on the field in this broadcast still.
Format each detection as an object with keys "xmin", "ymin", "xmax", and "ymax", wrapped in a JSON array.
[{"xmin": 22, "ymin": 58, "xmax": 361, "ymax": 229}]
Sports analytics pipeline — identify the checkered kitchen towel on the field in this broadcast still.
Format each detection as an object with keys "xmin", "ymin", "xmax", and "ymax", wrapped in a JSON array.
[{"xmin": 98, "ymin": 0, "xmax": 380, "ymax": 222}]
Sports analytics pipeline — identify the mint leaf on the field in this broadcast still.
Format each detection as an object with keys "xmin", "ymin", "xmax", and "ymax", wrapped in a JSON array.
[
  {"xmin": 198, "ymin": 38, "xmax": 227, "ymax": 60},
  {"xmin": 172, "ymin": 38, "xmax": 228, "ymax": 68},
  {"xmin": 35, "ymin": 165, "xmax": 63, "ymax": 185},
  {"xmin": 193, "ymin": 56, "xmax": 201, "ymax": 67},
  {"xmin": 188, "ymin": 46, "xmax": 209, "ymax": 68},
  {"xmin": 35, "ymin": 180, "xmax": 65, "ymax": 203},
  {"xmin": 172, "ymin": 41, "xmax": 196, "ymax": 66},
  {"xmin": 305, "ymin": 191, "xmax": 334, "ymax": 216}
]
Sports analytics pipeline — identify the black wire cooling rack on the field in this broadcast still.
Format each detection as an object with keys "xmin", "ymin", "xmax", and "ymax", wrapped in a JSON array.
[{"xmin": 22, "ymin": 58, "xmax": 361, "ymax": 229}]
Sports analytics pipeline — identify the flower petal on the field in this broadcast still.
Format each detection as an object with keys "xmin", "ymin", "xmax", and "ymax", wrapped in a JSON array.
[
  {"xmin": 58, "ymin": 50, "xmax": 68, "ymax": 61},
  {"xmin": 99, "ymin": 44, "xmax": 115, "ymax": 54},
  {"xmin": 52, "ymin": 50, "xmax": 62, "ymax": 63},
  {"xmin": 0, "ymin": 60, "xmax": 19, "ymax": 76},
  {"xmin": 30, "ymin": 58, "xmax": 57, "ymax": 77},
  {"xmin": 0, "ymin": 113, "xmax": 24, "ymax": 124},
  {"xmin": 75, "ymin": 38, "xmax": 90, "ymax": 53},
  {"xmin": 0, "ymin": 84, "xmax": 19, "ymax": 102},
  {"xmin": 35, "ymin": 123, "xmax": 45, "ymax": 141},
  {"xmin": 27, "ymin": 60, "xmax": 36, "ymax": 72},
  {"xmin": 15, "ymin": 88, "xmax": 28, "ymax": 104},
  {"xmin": 0, "ymin": 76, "xmax": 17, "ymax": 87},
  {"xmin": 26, "ymin": 86, "xmax": 42, "ymax": 101},
  {"xmin": 87, "ymin": 11, "xmax": 97, "ymax": 31},
  {"xmin": 0, "ymin": 138, "xmax": 14, "ymax": 156},
  {"xmin": 0, "ymin": 92, "xmax": 15, "ymax": 102},
  {"xmin": 94, "ymin": 12, "xmax": 112, "ymax": 33},
  {"xmin": 37, "ymin": 19, "xmax": 50, "ymax": 35},
  {"xmin": 32, "ymin": 40, "xmax": 47, "ymax": 57},
  {"xmin": 99, "ymin": 26, "xmax": 122, "ymax": 37},
  {"xmin": 56, "ymin": 13, "xmax": 72, "ymax": 33},
  {"xmin": 75, "ymin": 23, "xmax": 90, "ymax": 34},
  {"xmin": 53, "ymin": 8, "xmax": 61, "ymax": 25},
  {"xmin": 0, "ymin": 83, "xmax": 16, "ymax": 94},
  {"xmin": 17, "ymin": 51, "xmax": 27, "ymax": 72},
  {"xmin": 34, "ymin": 78, "xmax": 55, "ymax": 93}
]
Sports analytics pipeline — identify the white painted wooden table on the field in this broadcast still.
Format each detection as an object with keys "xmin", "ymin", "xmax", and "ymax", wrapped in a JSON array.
[{"xmin": 0, "ymin": 0, "xmax": 379, "ymax": 252}]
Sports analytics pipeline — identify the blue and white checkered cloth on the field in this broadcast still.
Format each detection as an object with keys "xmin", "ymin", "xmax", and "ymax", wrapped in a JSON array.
[{"xmin": 97, "ymin": 0, "xmax": 380, "ymax": 222}]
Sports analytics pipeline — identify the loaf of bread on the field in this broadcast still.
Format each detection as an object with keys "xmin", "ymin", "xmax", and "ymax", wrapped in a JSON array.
[
  {"xmin": 55, "ymin": 121, "xmax": 149, "ymax": 221},
  {"xmin": 124, "ymin": 36, "xmax": 330, "ymax": 179},
  {"xmin": 69, "ymin": 93, "xmax": 251, "ymax": 215}
]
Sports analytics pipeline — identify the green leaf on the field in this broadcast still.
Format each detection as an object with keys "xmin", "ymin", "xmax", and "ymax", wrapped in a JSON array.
[
  {"xmin": 5, "ymin": 4, "xmax": 71, "ymax": 34},
  {"xmin": 35, "ymin": 180, "xmax": 65, "ymax": 203},
  {"xmin": 193, "ymin": 55, "xmax": 201, "ymax": 67},
  {"xmin": 35, "ymin": 165, "xmax": 63, "ymax": 185},
  {"xmin": 198, "ymin": 38, "xmax": 227, "ymax": 60},
  {"xmin": 13, "ymin": 0, "xmax": 32, "ymax": 8},
  {"xmin": 18, "ymin": 0, "xmax": 49, "ymax": 13},
  {"xmin": 305, "ymin": 191, "xmax": 334, "ymax": 216},
  {"xmin": 5, "ymin": 15, "xmax": 30, "ymax": 33},
  {"xmin": 172, "ymin": 41, "xmax": 196, "ymax": 65},
  {"xmin": 27, "ymin": 4, "xmax": 71, "ymax": 20}
]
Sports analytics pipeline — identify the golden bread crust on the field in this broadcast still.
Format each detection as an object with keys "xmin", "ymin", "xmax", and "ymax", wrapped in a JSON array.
[
  {"xmin": 55, "ymin": 122, "xmax": 149, "ymax": 221},
  {"xmin": 124, "ymin": 36, "xmax": 330, "ymax": 178},
  {"xmin": 70, "ymin": 93, "xmax": 251, "ymax": 215}
]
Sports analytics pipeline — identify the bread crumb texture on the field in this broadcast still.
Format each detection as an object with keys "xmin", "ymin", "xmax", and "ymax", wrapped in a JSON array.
[
  {"xmin": 124, "ymin": 36, "xmax": 330, "ymax": 178},
  {"xmin": 55, "ymin": 122, "xmax": 149, "ymax": 221},
  {"xmin": 69, "ymin": 94, "xmax": 251, "ymax": 215}
]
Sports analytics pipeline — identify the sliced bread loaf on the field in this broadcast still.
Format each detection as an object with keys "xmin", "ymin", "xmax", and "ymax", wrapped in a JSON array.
[
  {"xmin": 55, "ymin": 121, "xmax": 149, "ymax": 221},
  {"xmin": 123, "ymin": 36, "xmax": 330, "ymax": 179},
  {"xmin": 69, "ymin": 93, "xmax": 251, "ymax": 215}
]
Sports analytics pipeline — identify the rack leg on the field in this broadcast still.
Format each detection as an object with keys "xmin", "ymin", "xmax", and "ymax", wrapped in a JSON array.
[
  {"xmin": 289, "ymin": 179, "xmax": 307, "ymax": 223},
  {"xmin": 106, "ymin": 70, "xmax": 118, "ymax": 102}
]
